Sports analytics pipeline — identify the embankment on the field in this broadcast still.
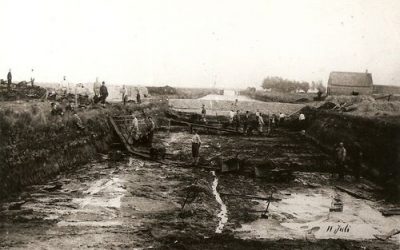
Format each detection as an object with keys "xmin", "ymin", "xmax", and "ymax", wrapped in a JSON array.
[
  {"xmin": 291, "ymin": 107, "xmax": 400, "ymax": 198},
  {"xmin": 0, "ymin": 104, "xmax": 115, "ymax": 199},
  {"xmin": 0, "ymin": 100, "xmax": 169, "ymax": 200}
]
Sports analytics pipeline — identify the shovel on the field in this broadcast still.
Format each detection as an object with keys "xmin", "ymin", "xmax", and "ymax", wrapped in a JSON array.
[{"xmin": 261, "ymin": 192, "xmax": 274, "ymax": 219}]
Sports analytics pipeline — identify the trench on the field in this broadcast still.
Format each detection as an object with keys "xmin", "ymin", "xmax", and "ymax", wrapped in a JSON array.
[
  {"xmin": 1, "ymin": 97, "xmax": 400, "ymax": 249},
  {"xmin": 211, "ymin": 171, "xmax": 228, "ymax": 233}
]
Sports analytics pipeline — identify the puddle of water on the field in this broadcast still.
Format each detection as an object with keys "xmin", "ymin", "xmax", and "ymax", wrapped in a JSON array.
[
  {"xmin": 74, "ymin": 194, "xmax": 125, "ymax": 209},
  {"xmin": 236, "ymin": 189, "xmax": 400, "ymax": 241},
  {"xmin": 57, "ymin": 174, "xmax": 127, "ymax": 227},
  {"xmin": 84, "ymin": 178, "xmax": 125, "ymax": 195},
  {"xmin": 211, "ymin": 171, "xmax": 228, "ymax": 233},
  {"xmin": 271, "ymin": 193, "xmax": 332, "ymax": 222},
  {"xmin": 72, "ymin": 177, "xmax": 126, "ymax": 209}
]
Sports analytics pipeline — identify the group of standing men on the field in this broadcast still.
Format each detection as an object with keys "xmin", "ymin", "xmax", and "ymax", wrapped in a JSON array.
[
  {"xmin": 120, "ymin": 85, "xmax": 142, "ymax": 105},
  {"xmin": 127, "ymin": 113, "xmax": 155, "ymax": 146},
  {"xmin": 201, "ymin": 103, "xmax": 286, "ymax": 135},
  {"xmin": 4, "ymin": 69, "xmax": 35, "ymax": 90},
  {"xmin": 92, "ymin": 78, "xmax": 108, "ymax": 107}
]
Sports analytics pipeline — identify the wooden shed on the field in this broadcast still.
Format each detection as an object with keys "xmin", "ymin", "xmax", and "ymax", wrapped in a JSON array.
[{"xmin": 327, "ymin": 71, "xmax": 373, "ymax": 95}]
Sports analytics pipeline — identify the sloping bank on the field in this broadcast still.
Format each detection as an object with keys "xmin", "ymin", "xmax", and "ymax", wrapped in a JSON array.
[
  {"xmin": 0, "ymin": 105, "xmax": 115, "ymax": 200},
  {"xmin": 290, "ymin": 106, "xmax": 400, "ymax": 199}
]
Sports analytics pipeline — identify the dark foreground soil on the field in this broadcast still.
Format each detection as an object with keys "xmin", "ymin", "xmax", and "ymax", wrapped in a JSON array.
[
  {"xmin": 0, "ymin": 127, "xmax": 399, "ymax": 249},
  {"xmin": 159, "ymin": 235, "xmax": 398, "ymax": 250},
  {"xmin": 0, "ymin": 95, "xmax": 399, "ymax": 249}
]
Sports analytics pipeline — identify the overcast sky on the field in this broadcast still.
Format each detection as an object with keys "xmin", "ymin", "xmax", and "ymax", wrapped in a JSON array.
[{"xmin": 1, "ymin": 0, "xmax": 399, "ymax": 88}]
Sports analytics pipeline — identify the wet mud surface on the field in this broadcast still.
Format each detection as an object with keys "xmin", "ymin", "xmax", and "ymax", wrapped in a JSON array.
[{"xmin": 0, "ymin": 129, "xmax": 399, "ymax": 249}]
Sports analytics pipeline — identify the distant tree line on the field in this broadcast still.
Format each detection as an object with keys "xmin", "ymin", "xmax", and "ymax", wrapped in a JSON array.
[{"xmin": 261, "ymin": 76, "xmax": 326, "ymax": 93}]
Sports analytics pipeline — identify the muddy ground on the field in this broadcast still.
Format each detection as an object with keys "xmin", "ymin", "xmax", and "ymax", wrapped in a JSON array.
[{"xmin": 1, "ymin": 126, "xmax": 399, "ymax": 249}]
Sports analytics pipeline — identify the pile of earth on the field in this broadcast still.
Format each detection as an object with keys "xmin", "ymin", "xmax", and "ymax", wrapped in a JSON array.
[
  {"xmin": 0, "ymin": 83, "xmax": 47, "ymax": 101},
  {"xmin": 318, "ymin": 95, "xmax": 400, "ymax": 116}
]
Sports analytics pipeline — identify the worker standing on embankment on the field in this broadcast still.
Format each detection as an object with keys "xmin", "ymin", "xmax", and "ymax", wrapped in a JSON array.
[
  {"xmin": 60, "ymin": 76, "xmax": 68, "ymax": 95},
  {"xmin": 100, "ymin": 81, "xmax": 108, "ymax": 107},
  {"xmin": 93, "ymin": 77, "xmax": 101, "ymax": 97},
  {"xmin": 146, "ymin": 116, "xmax": 155, "ymax": 146},
  {"xmin": 120, "ymin": 85, "xmax": 128, "ymax": 105},
  {"xmin": 7, "ymin": 69, "xmax": 12, "ymax": 91},
  {"xmin": 136, "ymin": 90, "xmax": 141, "ymax": 104},
  {"xmin": 30, "ymin": 69, "xmax": 35, "ymax": 86},
  {"xmin": 191, "ymin": 129, "xmax": 201, "ymax": 166},
  {"xmin": 234, "ymin": 110, "xmax": 241, "ymax": 132},
  {"xmin": 243, "ymin": 111, "xmax": 250, "ymax": 134}
]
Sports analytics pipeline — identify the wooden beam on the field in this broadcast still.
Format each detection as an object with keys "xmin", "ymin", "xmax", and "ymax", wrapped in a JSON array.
[
  {"xmin": 170, "ymin": 119, "xmax": 242, "ymax": 134},
  {"xmin": 219, "ymin": 192, "xmax": 281, "ymax": 201},
  {"xmin": 109, "ymin": 117, "xmax": 151, "ymax": 159},
  {"xmin": 335, "ymin": 185, "xmax": 371, "ymax": 200}
]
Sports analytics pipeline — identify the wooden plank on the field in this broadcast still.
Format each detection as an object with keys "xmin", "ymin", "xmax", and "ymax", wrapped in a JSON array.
[
  {"xmin": 335, "ymin": 185, "xmax": 371, "ymax": 200},
  {"xmin": 219, "ymin": 192, "xmax": 281, "ymax": 201},
  {"xmin": 109, "ymin": 117, "xmax": 152, "ymax": 160},
  {"xmin": 170, "ymin": 119, "xmax": 242, "ymax": 134},
  {"xmin": 109, "ymin": 116, "xmax": 175, "ymax": 165},
  {"xmin": 381, "ymin": 209, "xmax": 400, "ymax": 216}
]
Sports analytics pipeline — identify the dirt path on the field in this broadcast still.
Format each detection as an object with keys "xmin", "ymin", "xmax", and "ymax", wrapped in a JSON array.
[{"xmin": 0, "ymin": 129, "xmax": 399, "ymax": 249}]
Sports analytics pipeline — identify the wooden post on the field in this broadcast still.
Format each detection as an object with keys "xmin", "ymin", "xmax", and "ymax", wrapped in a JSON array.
[{"xmin": 74, "ymin": 85, "xmax": 78, "ymax": 107}]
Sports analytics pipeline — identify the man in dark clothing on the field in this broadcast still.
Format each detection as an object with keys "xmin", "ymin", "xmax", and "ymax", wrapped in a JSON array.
[
  {"xmin": 7, "ymin": 69, "xmax": 12, "ymax": 91},
  {"xmin": 30, "ymin": 69, "xmax": 35, "ymax": 86},
  {"xmin": 191, "ymin": 129, "xmax": 201, "ymax": 166},
  {"xmin": 100, "ymin": 81, "xmax": 108, "ymax": 107},
  {"xmin": 72, "ymin": 111, "xmax": 85, "ymax": 130},
  {"xmin": 201, "ymin": 104, "xmax": 207, "ymax": 123},
  {"xmin": 234, "ymin": 110, "xmax": 241, "ymax": 132},
  {"xmin": 65, "ymin": 101, "xmax": 75, "ymax": 112},
  {"xmin": 271, "ymin": 114, "xmax": 276, "ymax": 128},
  {"xmin": 335, "ymin": 142, "xmax": 347, "ymax": 180},
  {"xmin": 50, "ymin": 102, "xmax": 64, "ymax": 116},
  {"xmin": 136, "ymin": 91, "xmax": 141, "ymax": 104},
  {"xmin": 147, "ymin": 116, "xmax": 155, "ymax": 146},
  {"xmin": 243, "ymin": 111, "xmax": 250, "ymax": 134}
]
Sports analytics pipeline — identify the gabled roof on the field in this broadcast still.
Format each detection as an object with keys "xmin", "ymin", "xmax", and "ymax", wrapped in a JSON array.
[{"xmin": 328, "ymin": 71, "xmax": 373, "ymax": 87}]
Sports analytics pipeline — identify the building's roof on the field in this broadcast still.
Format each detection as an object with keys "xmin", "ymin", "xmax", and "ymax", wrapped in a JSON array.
[{"xmin": 328, "ymin": 71, "xmax": 373, "ymax": 87}]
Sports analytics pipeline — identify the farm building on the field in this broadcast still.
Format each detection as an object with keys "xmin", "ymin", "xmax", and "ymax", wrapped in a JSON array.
[{"xmin": 327, "ymin": 71, "xmax": 373, "ymax": 95}]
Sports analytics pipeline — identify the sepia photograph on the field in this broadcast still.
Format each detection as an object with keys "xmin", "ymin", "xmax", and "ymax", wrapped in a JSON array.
[{"xmin": 0, "ymin": 0, "xmax": 399, "ymax": 249}]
